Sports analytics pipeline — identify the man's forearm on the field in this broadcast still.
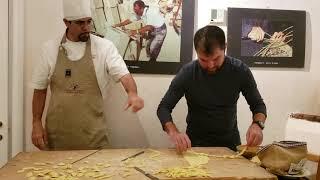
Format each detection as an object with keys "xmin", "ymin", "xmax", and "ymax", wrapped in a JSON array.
[
  {"xmin": 157, "ymin": 81, "xmax": 184, "ymax": 132},
  {"xmin": 120, "ymin": 74, "xmax": 138, "ymax": 96},
  {"xmin": 115, "ymin": 19, "xmax": 132, "ymax": 27},
  {"xmin": 32, "ymin": 89, "xmax": 47, "ymax": 124},
  {"xmin": 164, "ymin": 121, "xmax": 179, "ymax": 135}
]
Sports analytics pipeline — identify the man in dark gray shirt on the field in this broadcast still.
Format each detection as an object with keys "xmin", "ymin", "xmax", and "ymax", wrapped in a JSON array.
[{"xmin": 157, "ymin": 25, "xmax": 267, "ymax": 152}]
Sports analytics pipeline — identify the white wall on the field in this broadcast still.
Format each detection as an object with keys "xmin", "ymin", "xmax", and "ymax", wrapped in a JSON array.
[
  {"xmin": 24, "ymin": 0, "xmax": 320, "ymax": 151},
  {"xmin": 24, "ymin": 0, "xmax": 65, "ymax": 151}
]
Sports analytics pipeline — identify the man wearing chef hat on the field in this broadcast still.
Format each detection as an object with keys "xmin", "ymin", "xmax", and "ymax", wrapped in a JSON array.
[{"xmin": 31, "ymin": 0, "xmax": 144, "ymax": 150}]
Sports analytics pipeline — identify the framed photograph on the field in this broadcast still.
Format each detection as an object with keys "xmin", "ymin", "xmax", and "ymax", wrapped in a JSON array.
[
  {"xmin": 91, "ymin": 0, "xmax": 195, "ymax": 74},
  {"xmin": 227, "ymin": 7, "xmax": 306, "ymax": 68}
]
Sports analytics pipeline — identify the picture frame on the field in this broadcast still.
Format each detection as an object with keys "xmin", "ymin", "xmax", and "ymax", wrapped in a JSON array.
[
  {"xmin": 92, "ymin": 0, "xmax": 195, "ymax": 74},
  {"xmin": 227, "ymin": 7, "xmax": 306, "ymax": 68}
]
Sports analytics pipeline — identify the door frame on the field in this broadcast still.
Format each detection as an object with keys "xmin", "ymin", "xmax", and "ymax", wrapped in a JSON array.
[
  {"xmin": 0, "ymin": 0, "xmax": 24, "ymax": 167},
  {"xmin": 9, "ymin": 0, "xmax": 25, "ymax": 156},
  {"xmin": 8, "ymin": 0, "xmax": 25, "ymax": 158},
  {"xmin": 0, "ymin": 0, "xmax": 9, "ymax": 168}
]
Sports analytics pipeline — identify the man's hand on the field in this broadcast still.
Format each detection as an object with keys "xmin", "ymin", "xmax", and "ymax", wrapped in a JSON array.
[
  {"xmin": 248, "ymin": 26, "xmax": 265, "ymax": 42},
  {"xmin": 270, "ymin": 32, "xmax": 285, "ymax": 42},
  {"xmin": 168, "ymin": 131, "xmax": 192, "ymax": 154},
  {"xmin": 120, "ymin": 74, "xmax": 143, "ymax": 112},
  {"xmin": 246, "ymin": 123, "xmax": 263, "ymax": 146},
  {"xmin": 112, "ymin": 23, "xmax": 121, "ymax": 28},
  {"xmin": 129, "ymin": 29, "xmax": 139, "ymax": 36},
  {"xmin": 32, "ymin": 121, "xmax": 48, "ymax": 150},
  {"xmin": 164, "ymin": 122, "xmax": 191, "ymax": 153},
  {"xmin": 112, "ymin": 24, "xmax": 126, "ymax": 31},
  {"xmin": 124, "ymin": 94, "xmax": 144, "ymax": 112}
]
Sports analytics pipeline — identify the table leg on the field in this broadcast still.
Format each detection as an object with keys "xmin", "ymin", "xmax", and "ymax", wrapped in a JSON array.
[
  {"xmin": 316, "ymin": 159, "xmax": 319, "ymax": 180},
  {"xmin": 123, "ymin": 38, "xmax": 134, "ymax": 60}
]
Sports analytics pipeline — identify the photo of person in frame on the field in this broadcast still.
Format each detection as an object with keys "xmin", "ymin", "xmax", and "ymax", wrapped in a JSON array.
[{"xmin": 91, "ymin": 0, "xmax": 182, "ymax": 62}]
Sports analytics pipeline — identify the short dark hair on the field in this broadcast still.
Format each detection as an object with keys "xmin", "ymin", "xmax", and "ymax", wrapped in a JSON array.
[
  {"xmin": 194, "ymin": 25, "xmax": 226, "ymax": 55},
  {"xmin": 133, "ymin": 0, "xmax": 145, "ymax": 8}
]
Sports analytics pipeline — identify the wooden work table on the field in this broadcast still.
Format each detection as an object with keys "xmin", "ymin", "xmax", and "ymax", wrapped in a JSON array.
[{"xmin": 0, "ymin": 147, "xmax": 277, "ymax": 180}]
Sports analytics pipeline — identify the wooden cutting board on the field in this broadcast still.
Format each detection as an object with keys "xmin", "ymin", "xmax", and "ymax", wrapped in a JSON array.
[
  {"xmin": 0, "ymin": 148, "xmax": 277, "ymax": 180},
  {"xmin": 106, "ymin": 147, "xmax": 277, "ymax": 180},
  {"xmin": 0, "ymin": 150, "xmax": 98, "ymax": 180}
]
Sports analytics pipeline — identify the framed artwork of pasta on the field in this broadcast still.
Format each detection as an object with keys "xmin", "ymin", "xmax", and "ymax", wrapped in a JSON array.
[{"xmin": 227, "ymin": 7, "xmax": 306, "ymax": 68}]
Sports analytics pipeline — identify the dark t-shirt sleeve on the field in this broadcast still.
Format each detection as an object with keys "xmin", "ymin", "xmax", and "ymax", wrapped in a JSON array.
[
  {"xmin": 157, "ymin": 66, "xmax": 188, "ymax": 128},
  {"xmin": 240, "ymin": 64, "xmax": 267, "ymax": 117}
]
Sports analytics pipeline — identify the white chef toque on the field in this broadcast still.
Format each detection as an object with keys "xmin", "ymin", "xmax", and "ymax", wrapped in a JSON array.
[{"xmin": 63, "ymin": 0, "xmax": 92, "ymax": 21}]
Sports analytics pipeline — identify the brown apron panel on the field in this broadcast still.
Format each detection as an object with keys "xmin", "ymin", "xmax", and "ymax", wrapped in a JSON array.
[{"xmin": 46, "ymin": 35, "xmax": 109, "ymax": 150}]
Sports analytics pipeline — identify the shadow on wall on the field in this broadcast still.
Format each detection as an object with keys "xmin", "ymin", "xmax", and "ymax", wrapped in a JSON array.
[{"xmin": 103, "ymin": 81, "xmax": 150, "ymax": 148}]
